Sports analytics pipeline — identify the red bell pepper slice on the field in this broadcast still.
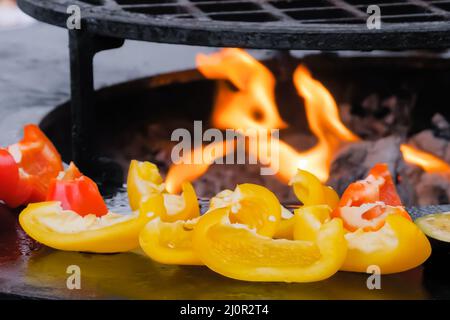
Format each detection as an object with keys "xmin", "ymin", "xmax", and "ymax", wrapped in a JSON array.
[
  {"xmin": 338, "ymin": 163, "xmax": 402, "ymax": 207},
  {"xmin": 46, "ymin": 162, "xmax": 108, "ymax": 217},
  {"xmin": 0, "ymin": 124, "xmax": 63, "ymax": 208},
  {"xmin": 332, "ymin": 163, "xmax": 411, "ymax": 232}
]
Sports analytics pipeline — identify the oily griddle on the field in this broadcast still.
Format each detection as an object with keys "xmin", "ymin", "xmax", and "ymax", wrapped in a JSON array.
[{"xmin": 0, "ymin": 200, "xmax": 448, "ymax": 300}]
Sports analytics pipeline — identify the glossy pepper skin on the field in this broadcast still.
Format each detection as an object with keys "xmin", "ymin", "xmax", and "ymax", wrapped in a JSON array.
[
  {"xmin": 274, "ymin": 170, "xmax": 339, "ymax": 240},
  {"xmin": 138, "ymin": 182, "xmax": 281, "ymax": 266},
  {"xmin": 289, "ymin": 169, "xmax": 340, "ymax": 210},
  {"xmin": 209, "ymin": 184, "xmax": 282, "ymax": 237},
  {"xmin": 127, "ymin": 160, "xmax": 199, "ymax": 222},
  {"xmin": 192, "ymin": 207, "xmax": 347, "ymax": 283},
  {"xmin": 339, "ymin": 163, "xmax": 402, "ymax": 207},
  {"xmin": 330, "ymin": 163, "xmax": 431, "ymax": 273},
  {"xmin": 46, "ymin": 162, "xmax": 108, "ymax": 217},
  {"xmin": 0, "ymin": 124, "xmax": 63, "ymax": 208},
  {"xmin": 139, "ymin": 190, "xmax": 202, "ymax": 265},
  {"xmin": 19, "ymin": 202, "xmax": 151, "ymax": 253},
  {"xmin": 139, "ymin": 182, "xmax": 200, "ymax": 222},
  {"xmin": 127, "ymin": 160, "xmax": 164, "ymax": 211},
  {"xmin": 342, "ymin": 215, "xmax": 431, "ymax": 274},
  {"xmin": 139, "ymin": 217, "xmax": 202, "ymax": 265}
]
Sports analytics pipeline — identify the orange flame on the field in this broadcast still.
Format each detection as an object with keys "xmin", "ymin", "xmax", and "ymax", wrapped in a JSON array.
[
  {"xmin": 400, "ymin": 144, "xmax": 450, "ymax": 174},
  {"xmin": 165, "ymin": 140, "xmax": 234, "ymax": 193},
  {"xmin": 166, "ymin": 49, "xmax": 360, "ymax": 191},
  {"xmin": 197, "ymin": 48, "xmax": 287, "ymax": 130},
  {"xmin": 286, "ymin": 65, "xmax": 360, "ymax": 181}
]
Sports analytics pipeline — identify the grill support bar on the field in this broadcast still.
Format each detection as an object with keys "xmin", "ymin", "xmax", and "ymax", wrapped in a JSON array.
[{"xmin": 69, "ymin": 29, "xmax": 124, "ymax": 184}]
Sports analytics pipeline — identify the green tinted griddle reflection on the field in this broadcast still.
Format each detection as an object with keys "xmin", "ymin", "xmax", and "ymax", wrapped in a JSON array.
[
  {"xmin": 20, "ymin": 248, "xmax": 428, "ymax": 300},
  {"xmin": 0, "ymin": 204, "xmax": 433, "ymax": 300}
]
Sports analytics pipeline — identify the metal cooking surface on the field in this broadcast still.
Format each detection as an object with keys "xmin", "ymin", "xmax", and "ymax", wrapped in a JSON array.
[
  {"xmin": 108, "ymin": 0, "xmax": 450, "ymax": 24},
  {"xmin": 1, "ymin": 200, "xmax": 449, "ymax": 299},
  {"xmin": 17, "ymin": 0, "xmax": 450, "ymax": 50}
]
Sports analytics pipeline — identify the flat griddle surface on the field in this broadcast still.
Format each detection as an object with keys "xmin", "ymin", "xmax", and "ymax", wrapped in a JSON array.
[{"xmin": 1, "ymin": 202, "xmax": 449, "ymax": 300}]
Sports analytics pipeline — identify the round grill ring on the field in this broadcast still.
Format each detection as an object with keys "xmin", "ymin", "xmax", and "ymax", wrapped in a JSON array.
[{"xmin": 18, "ymin": 0, "xmax": 450, "ymax": 50}]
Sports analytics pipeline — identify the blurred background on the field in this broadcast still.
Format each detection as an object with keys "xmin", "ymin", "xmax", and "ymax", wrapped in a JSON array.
[{"xmin": 0, "ymin": 0, "xmax": 34, "ymax": 29}]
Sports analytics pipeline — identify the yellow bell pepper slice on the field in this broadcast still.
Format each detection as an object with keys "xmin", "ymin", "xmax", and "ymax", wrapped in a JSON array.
[
  {"xmin": 139, "ymin": 217, "xmax": 202, "ymax": 265},
  {"xmin": 19, "ymin": 201, "xmax": 152, "ymax": 253},
  {"xmin": 293, "ymin": 205, "xmax": 332, "ymax": 242},
  {"xmin": 289, "ymin": 169, "xmax": 339, "ymax": 210},
  {"xmin": 192, "ymin": 207, "xmax": 347, "ymax": 283},
  {"xmin": 127, "ymin": 160, "xmax": 164, "ymax": 211},
  {"xmin": 208, "ymin": 183, "xmax": 281, "ymax": 237},
  {"xmin": 139, "ymin": 182, "xmax": 200, "ymax": 222},
  {"xmin": 127, "ymin": 160, "xmax": 199, "ymax": 222},
  {"xmin": 275, "ymin": 169, "xmax": 338, "ymax": 240},
  {"xmin": 342, "ymin": 214, "xmax": 431, "ymax": 274},
  {"xmin": 273, "ymin": 206, "xmax": 295, "ymax": 240},
  {"xmin": 209, "ymin": 189, "xmax": 233, "ymax": 211}
]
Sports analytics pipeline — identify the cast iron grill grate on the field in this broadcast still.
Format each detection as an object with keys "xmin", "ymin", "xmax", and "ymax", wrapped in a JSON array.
[
  {"xmin": 113, "ymin": 0, "xmax": 450, "ymax": 24},
  {"xmin": 18, "ymin": 0, "xmax": 450, "ymax": 49}
]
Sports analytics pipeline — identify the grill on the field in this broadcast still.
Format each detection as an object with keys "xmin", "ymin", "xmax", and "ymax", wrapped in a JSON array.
[
  {"xmin": 16, "ymin": 0, "xmax": 450, "ymax": 180},
  {"xmin": 18, "ymin": 0, "xmax": 450, "ymax": 50}
]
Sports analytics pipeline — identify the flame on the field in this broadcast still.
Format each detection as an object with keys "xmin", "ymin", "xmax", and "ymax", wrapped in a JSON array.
[
  {"xmin": 165, "ymin": 140, "xmax": 234, "ymax": 193},
  {"xmin": 197, "ymin": 48, "xmax": 287, "ymax": 130},
  {"xmin": 400, "ymin": 144, "xmax": 450, "ymax": 174},
  {"xmin": 166, "ymin": 49, "xmax": 360, "ymax": 191},
  {"xmin": 285, "ymin": 66, "xmax": 360, "ymax": 181}
]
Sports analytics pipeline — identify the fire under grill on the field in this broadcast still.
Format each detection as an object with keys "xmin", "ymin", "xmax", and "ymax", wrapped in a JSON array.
[
  {"xmin": 2, "ymin": 0, "xmax": 450, "ymax": 301},
  {"xmin": 16, "ymin": 0, "xmax": 450, "ymax": 205}
]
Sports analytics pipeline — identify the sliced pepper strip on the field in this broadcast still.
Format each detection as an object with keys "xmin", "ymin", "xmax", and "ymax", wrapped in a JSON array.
[
  {"xmin": 273, "ymin": 206, "xmax": 295, "ymax": 240},
  {"xmin": 46, "ymin": 162, "xmax": 108, "ymax": 217},
  {"xmin": 137, "ymin": 184, "xmax": 203, "ymax": 265},
  {"xmin": 127, "ymin": 160, "xmax": 199, "ymax": 222},
  {"xmin": 0, "ymin": 124, "xmax": 63, "ymax": 208},
  {"xmin": 289, "ymin": 169, "xmax": 339, "ymax": 210},
  {"xmin": 192, "ymin": 207, "xmax": 347, "ymax": 283},
  {"xmin": 0, "ymin": 149, "xmax": 32, "ymax": 208},
  {"xmin": 139, "ymin": 217, "xmax": 202, "ymax": 265},
  {"xmin": 139, "ymin": 183, "xmax": 280, "ymax": 265},
  {"xmin": 338, "ymin": 163, "xmax": 402, "ymax": 208},
  {"xmin": 332, "ymin": 163, "xmax": 411, "ymax": 232},
  {"xmin": 127, "ymin": 160, "xmax": 164, "ymax": 211},
  {"xmin": 342, "ymin": 214, "xmax": 431, "ymax": 274},
  {"xmin": 333, "ymin": 203, "xmax": 410, "ymax": 232},
  {"xmin": 139, "ymin": 181, "xmax": 200, "ymax": 222},
  {"xmin": 293, "ymin": 205, "xmax": 332, "ymax": 242},
  {"xmin": 274, "ymin": 170, "xmax": 339, "ymax": 240},
  {"xmin": 19, "ymin": 202, "xmax": 151, "ymax": 253}
]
